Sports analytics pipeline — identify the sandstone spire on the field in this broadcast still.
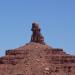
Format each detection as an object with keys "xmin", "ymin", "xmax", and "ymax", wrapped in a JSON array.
[
  {"xmin": 0, "ymin": 23, "xmax": 75, "ymax": 75},
  {"xmin": 31, "ymin": 22, "xmax": 45, "ymax": 44}
]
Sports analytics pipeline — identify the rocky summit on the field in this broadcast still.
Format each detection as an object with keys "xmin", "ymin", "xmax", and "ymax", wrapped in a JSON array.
[{"xmin": 0, "ymin": 23, "xmax": 75, "ymax": 75}]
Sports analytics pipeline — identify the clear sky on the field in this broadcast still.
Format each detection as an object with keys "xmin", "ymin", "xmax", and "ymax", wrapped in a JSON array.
[{"xmin": 0, "ymin": 0, "xmax": 75, "ymax": 57}]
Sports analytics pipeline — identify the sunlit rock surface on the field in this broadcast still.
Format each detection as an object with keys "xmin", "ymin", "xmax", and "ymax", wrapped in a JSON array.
[{"xmin": 0, "ymin": 23, "xmax": 75, "ymax": 75}]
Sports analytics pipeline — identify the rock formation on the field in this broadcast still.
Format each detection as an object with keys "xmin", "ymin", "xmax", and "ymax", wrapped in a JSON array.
[
  {"xmin": 0, "ymin": 23, "xmax": 75, "ymax": 75},
  {"xmin": 31, "ymin": 22, "xmax": 45, "ymax": 44}
]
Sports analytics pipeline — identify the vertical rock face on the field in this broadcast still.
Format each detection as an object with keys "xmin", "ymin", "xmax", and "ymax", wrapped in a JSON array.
[
  {"xmin": 31, "ymin": 23, "xmax": 45, "ymax": 44},
  {"xmin": 0, "ymin": 23, "xmax": 75, "ymax": 75}
]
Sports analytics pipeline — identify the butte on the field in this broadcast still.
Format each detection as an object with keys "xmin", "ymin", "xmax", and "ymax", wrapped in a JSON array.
[{"xmin": 0, "ymin": 23, "xmax": 75, "ymax": 75}]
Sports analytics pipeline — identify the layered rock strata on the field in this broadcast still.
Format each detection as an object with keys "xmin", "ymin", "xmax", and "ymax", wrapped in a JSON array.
[{"xmin": 0, "ymin": 23, "xmax": 75, "ymax": 75}]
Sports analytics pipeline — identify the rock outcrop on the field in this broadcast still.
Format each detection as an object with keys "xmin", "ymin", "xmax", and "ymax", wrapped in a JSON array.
[
  {"xmin": 0, "ymin": 23, "xmax": 75, "ymax": 75},
  {"xmin": 31, "ymin": 22, "xmax": 45, "ymax": 44}
]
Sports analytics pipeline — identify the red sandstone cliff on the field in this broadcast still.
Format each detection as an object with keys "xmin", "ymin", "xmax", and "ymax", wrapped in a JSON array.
[{"xmin": 0, "ymin": 23, "xmax": 75, "ymax": 75}]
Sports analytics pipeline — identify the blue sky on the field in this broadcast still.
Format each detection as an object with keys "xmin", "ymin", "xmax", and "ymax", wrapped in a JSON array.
[{"xmin": 0, "ymin": 0, "xmax": 75, "ymax": 56}]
